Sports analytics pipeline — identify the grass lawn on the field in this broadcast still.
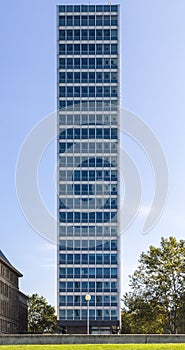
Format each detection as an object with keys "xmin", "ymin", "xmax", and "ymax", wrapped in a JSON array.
[{"xmin": 1, "ymin": 345, "xmax": 185, "ymax": 350}]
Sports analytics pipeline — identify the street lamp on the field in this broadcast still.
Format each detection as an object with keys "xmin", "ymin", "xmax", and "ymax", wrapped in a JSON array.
[{"xmin": 85, "ymin": 294, "xmax": 91, "ymax": 335}]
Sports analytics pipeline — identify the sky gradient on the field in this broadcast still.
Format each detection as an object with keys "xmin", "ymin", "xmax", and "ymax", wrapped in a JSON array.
[{"xmin": 1, "ymin": 0, "xmax": 185, "ymax": 307}]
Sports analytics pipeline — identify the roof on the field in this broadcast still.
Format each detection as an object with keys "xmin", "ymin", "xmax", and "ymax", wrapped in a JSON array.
[
  {"xmin": 0, "ymin": 250, "xmax": 23, "ymax": 277},
  {"xmin": 0, "ymin": 250, "xmax": 11, "ymax": 264}
]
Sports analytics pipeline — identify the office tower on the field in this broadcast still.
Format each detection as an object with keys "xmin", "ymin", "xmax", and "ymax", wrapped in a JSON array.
[{"xmin": 57, "ymin": 4, "xmax": 120, "ymax": 334}]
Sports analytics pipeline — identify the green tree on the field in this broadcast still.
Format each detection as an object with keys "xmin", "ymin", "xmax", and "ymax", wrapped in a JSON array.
[
  {"xmin": 28, "ymin": 294, "xmax": 57, "ymax": 333},
  {"xmin": 122, "ymin": 237, "xmax": 185, "ymax": 334}
]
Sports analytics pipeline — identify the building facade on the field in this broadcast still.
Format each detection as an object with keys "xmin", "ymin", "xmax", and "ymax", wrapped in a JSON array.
[
  {"xmin": 0, "ymin": 251, "xmax": 27, "ymax": 333},
  {"xmin": 57, "ymin": 4, "xmax": 120, "ymax": 334}
]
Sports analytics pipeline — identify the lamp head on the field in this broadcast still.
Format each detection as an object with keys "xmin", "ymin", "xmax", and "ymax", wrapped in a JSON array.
[{"xmin": 85, "ymin": 294, "xmax": 91, "ymax": 301}]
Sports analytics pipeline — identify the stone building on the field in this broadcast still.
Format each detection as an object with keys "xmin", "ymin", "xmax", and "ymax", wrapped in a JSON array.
[{"xmin": 0, "ymin": 250, "xmax": 28, "ymax": 333}]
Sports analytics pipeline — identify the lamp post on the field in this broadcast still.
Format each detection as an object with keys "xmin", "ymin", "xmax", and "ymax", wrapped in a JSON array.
[{"xmin": 85, "ymin": 294, "xmax": 91, "ymax": 335}]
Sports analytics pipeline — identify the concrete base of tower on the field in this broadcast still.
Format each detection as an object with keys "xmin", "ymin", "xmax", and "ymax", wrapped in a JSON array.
[{"xmin": 58, "ymin": 320, "xmax": 120, "ymax": 335}]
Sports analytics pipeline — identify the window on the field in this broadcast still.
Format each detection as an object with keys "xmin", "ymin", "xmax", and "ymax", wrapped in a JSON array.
[
  {"xmin": 96, "ymin": 29, "xmax": 102, "ymax": 40},
  {"xmin": 82, "ymin": 254, "xmax": 88, "ymax": 264},
  {"xmin": 82, "ymin": 16, "xmax": 88, "ymax": 26},
  {"xmin": 104, "ymin": 309, "xmax": 110, "ymax": 320},
  {"xmin": 96, "ymin": 58, "xmax": 102, "ymax": 68},
  {"xmin": 67, "ymin": 44, "xmax": 73, "ymax": 54},
  {"xmin": 89, "ymin": 44, "xmax": 95, "ymax": 55},
  {"xmin": 75, "ymin": 268, "xmax": 80, "ymax": 277},
  {"xmin": 111, "ymin": 15, "xmax": 118, "ymax": 26},
  {"xmin": 82, "ymin": 44, "xmax": 88, "ymax": 54},
  {"xmin": 89, "ymin": 87, "xmax": 95, "ymax": 97},
  {"xmin": 59, "ymin": 16, "xmax": 65, "ymax": 26},
  {"xmin": 82, "ymin": 58, "xmax": 88, "ymax": 69},
  {"xmin": 82, "ymin": 310, "xmax": 87, "ymax": 319},
  {"xmin": 89, "ymin": 254, "xmax": 95, "ymax": 264},
  {"xmin": 59, "ymin": 72, "xmax": 65, "ymax": 83},
  {"xmin": 111, "ymin": 29, "xmax": 118, "ymax": 40},
  {"xmin": 67, "ymin": 86, "xmax": 73, "ymax": 97},
  {"xmin": 74, "ymin": 16, "xmax": 80, "ymax": 26},
  {"xmin": 89, "ymin": 310, "xmax": 95, "ymax": 319},
  {"xmin": 66, "ymin": 5, "xmax": 73, "ymax": 12},
  {"xmin": 74, "ymin": 44, "xmax": 80, "ymax": 54},
  {"xmin": 104, "ymin": 295, "xmax": 110, "ymax": 306},
  {"xmin": 67, "ymin": 71, "xmax": 73, "ymax": 82},
  {"xmin": 104, "ymin": 5, "xmax": 110, "ymax": 12},
  {"xmin": 59, "ymin": 44, "xmax": 65, "ymax": 55},
  {"xmin": 74, "ymin": 5, "xmax": 80, "ymax": 12},
  {"xmin": 111, "ymin": 44, "xmax": 118, "ymax": 54},
  {"xmin": 89, "ymin": 282, "xmax": 95, "ymax": 292},
  {"xmin": 74, "ymin": 309, "xmax": 80, "ymax": 319},
  {"xmin": 111, "ymin": 5, "xmax": 118, "ymax": 12},
  {"xmin": 67, "ymin": 16, "xmax": 73, "ymax": 26},
  {"xmin": 67, "ymin": 254, "xmax": 73, "ymax": 264},
  {"xmin": 111, "ymin": 310, "xmax": 118, "ymax": 320},
  {"xmin": 89, "ymin": 72, "xmax": 95, "ymax": 83},
  {"xmin": 104, "ymin": 58, "xmax": 110, "ymax": 68},
  {"xmin": 104, "ymin": 72, "xmax": 110, "ymax": 83},
  {"xmin": 67, "ymin": 281, "xmax": 73, "ymax": 291},
  {"xmin": 104, "ymin": 44, "xmax": 110, "ymax": 54},
  {"xmin": 111, "ymin": 72, "xmax": 118, "ymax": 82},
  {"xmin": 74, "ymin": 72, "xmax": 80, "ymax": 83},
  {"xmin": 59, "ymin": 86, "xmax": 65, "ymax": 97},
  {"xmin": 104, "ymin": 29, "xmax": 110, "ymax": 40},
  {"xmin": 96, "ymin": 44, "xmax": 102, "ymax": 54},
  {"xmin": 66, "ymin": 58, "xmax": 72, "ymax": 69},
  {"xmin": 96, "ymin": 295, "xmax": 102, "ymax": 305},
  {"xmin": 89, "ymin": 58, "xmax": 95, "ymax": 69},
  {"xmin": 67, "ymin": 30, "xmax": 73, "ymax": 40},
  {"xmin": 82, "ymin": 5, "xmax": 88, "ymax": 12},
  {"xmin": 59, "ymin": 5, "xmax": 65, "ymax": 13},
  {"xmin": 88, "ymin": 268, "xmax": 95, "ymax": 278},
  {"xmin": 96, "ymin": 310, "xmax": 102, "ymax": 319},
  {"xmin": 74, "ymin": 57, "xmax": 80, "ymax": 68},
  {"xmin": 104, "ymin": 15, "xmax": 110, "ymax": 26},
  {"xmin": 111, "ymin": 240, "xmax": 117, "ymax": 250},
  {"xmin": 104, "ymin": 86, "xmax": 110, "ymax": 97},
  {"xmin": 111, "ymin": 58, "xmax": 118, "ymax": 68},
  {"xmin": 59, "ymin": 310, "xmax": 65, "ymax": 320},
  {"xmin": 74, "ymin": 29, "xmax": 80, "ymax": 40},
  {"xmin": 96, "ymin": 5, "xmax": 102, "ymax": 12},
  {"xmin": 111, "ymin": 86, "xmax": 118, "ymax": 97},
  {"xmin": 59, "ymin": 295, "xmax": 66, "ymax": 306},
  {"xmin": 96, "ymin": 86, "xmax": 102, "ymax": 97},
  {"xmin": 89, "ymin": 16, "xmax": 95, "ymax": 26},
  {"xmin": 89, "ymin": 30, "xmax": 95, "ymax": 40},
  {"xmin": 59, "ymin": 281, "xmax": 66, "ymax": 292},
  {"xmin": 104, "ymin": 254, "xmax": 110, "ymax": 264},
  {"xmin": 67, "ymin": 309, "xmax": 73, "ymax": 320},
  {"xmin": 75, "ymin": 240, "xmax": 80, "ymax": 250},
  {"xmin": 59, "ymin": 58, "xmax": 65, "ymax": 69},
  {"xmin": 59, "ymin": 30, "xmax": 65, "ymax": 40},
  {"xmin": 96, "ymin": 16, "xmax": 102, "ymax": 26},
  {"xmin": 81, "ymin": 87, "xmax": 87, "ymax": 98},
  {"xmin": 82, "ymin": 281, "xmax": 88, "ymax": 291},
  {"xmin": 74, "ymin": 87, "xmax": 80, "ymax": 97},
  {"xmin": 59, "ymin": 254, "xmax": 66, "ymax": 264},
  {"xmin": 82, "ymin": 30, "xmax": 88, "ymax": 40},
  {"xmin": 89, "ymin": 5, "xmax": 95, "ymax": 12},
  {"xmin": 96, "ymin": 254, "xmax": 102, "ymax": 264}
]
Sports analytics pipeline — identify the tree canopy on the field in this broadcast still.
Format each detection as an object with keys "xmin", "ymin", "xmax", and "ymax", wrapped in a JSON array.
[
  {"xmin": 122, "ymin": 236, "xmax": 185, "ymax": 334},
  {"xmin": 28, "ymin": 293, "xmax": 57, "ymax": 333}
]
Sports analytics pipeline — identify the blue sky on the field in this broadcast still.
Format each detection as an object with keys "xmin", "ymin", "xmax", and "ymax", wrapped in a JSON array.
[{"xmin": 1, "ymin": 0, "xmax": 185, "ymax": 308}]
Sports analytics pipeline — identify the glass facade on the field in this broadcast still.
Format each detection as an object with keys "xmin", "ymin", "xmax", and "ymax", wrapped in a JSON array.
[{"xmin": 57, "ymin": 4, "xmax": 120, "ymax": 333}]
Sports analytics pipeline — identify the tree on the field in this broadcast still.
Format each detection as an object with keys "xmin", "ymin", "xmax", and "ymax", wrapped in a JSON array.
[
  {"xmin": 122, "ymin": 237, "xmax": 185, "ymax": 334},
  {"xmin": 28, "ymin": 294, "xmax": 57, "ymax": 333}
]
